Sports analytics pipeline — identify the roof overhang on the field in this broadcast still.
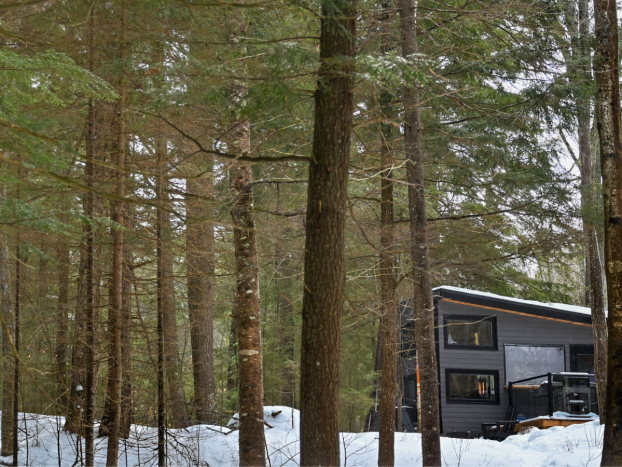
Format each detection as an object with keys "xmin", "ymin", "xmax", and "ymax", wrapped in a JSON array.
[{"xmin": 433, "ymin": 287, "xmax": 593, "ymax": 327}]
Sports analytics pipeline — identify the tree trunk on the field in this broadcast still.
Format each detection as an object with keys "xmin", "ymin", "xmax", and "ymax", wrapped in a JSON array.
[
  {"xmin": 102, "ymin": 206, "xmax": 133, "ymax": 439},
  {"xmin": 186, "ymin": 167, "xmax": 217, "ymax": 424},
  {"xmin": 275, "ymin": 239, "xmax": 295, "ymax": 408},
  {"xmin": 156, "ymin": 138, "xmax": 188, "ymax": 430},
  {"xmin": 378, "ymin": 94, "xmax": 397, "ymax": 467},
  {"xmin": 224, "ymin": 5, "xmax": 266, "ymax": 463},
  {"xmin": 399, "ymin": 0, "xmax": 442, "ymax": 464},
  {"xmin": 592, "ymin": 0, "xmax": 622, "ymax": 462},
  {"xmin": 364, "ymin": 318, "xmax": 383, "ymax": 432},
  {"xmin": 55, "ymin": 239, "xmax": 70, "ymax": 413},
  {"xmin": 156, "ymin": 184, "xmax": 166, "ymax": 467},
  {"xmin": 299, "ymin": 0, "xmax": 355, "ymax": 463},
  {"xmin": 226, "ymin": 315, "xmax": 238, "ymax": 401},
  {"xmin": 79, "ymin": 14, "xmax": 98, "ymax": 467},
  {"xmin": 104, "ymin": 3, "xmax": 127, "ymax": 463},
  {"xmin": 120, "ymin": 242, "xmax": 133, "ymax": 437},
  {"xmin": 230, "ymin": 119, "xmax": 267, "ymax": 465},
  {"xmin": 579, "ymin": 0, "xmax": 607, "ymax": 424},
  {"xmin": 66, "ymin": 88, "xmax": 97, "ymax": 467},
  {"xmin": 0, "ymin": 232, "xmax": 15, "ymax": 457},
  {"xmin": 12, "ymin": 232, "xmax": 19, "ymax": 467},
  {"xmin": 563, "ymin": 0, "xmax": 608, "ymax": 423},
  {"xmin": 83, "ymin": 115, "xmax": 96, "ymax": 467},
  {"xmin": 66, "ymin": 243, "xmax": 87, "ymax": 435}
]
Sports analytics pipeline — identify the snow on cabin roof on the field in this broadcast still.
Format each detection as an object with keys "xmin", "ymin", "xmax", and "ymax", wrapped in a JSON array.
[{"xmin": 432, "ymin": 285, "xmax": 599, "ymax": 318}]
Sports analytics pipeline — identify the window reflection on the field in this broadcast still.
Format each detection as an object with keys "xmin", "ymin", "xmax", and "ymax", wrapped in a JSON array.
[{"xmin": 446, "ymin": 370, "xmax": 499, "ymax": 403}]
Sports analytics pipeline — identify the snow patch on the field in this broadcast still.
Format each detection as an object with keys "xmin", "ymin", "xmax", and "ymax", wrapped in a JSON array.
[{"xmin": 0, "ymin": 408, "xmax": 604, "ymax": 466}]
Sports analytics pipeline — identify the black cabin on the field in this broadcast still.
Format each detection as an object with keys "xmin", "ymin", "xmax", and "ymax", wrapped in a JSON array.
[{"xmin": 400, "ymin": 286, "xmax": 599, "ymax": 434}]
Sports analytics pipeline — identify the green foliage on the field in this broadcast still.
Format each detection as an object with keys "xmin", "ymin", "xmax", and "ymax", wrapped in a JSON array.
[{"xmin": 1, "ymin": 0, "xmax": 596, "ymax": 435}]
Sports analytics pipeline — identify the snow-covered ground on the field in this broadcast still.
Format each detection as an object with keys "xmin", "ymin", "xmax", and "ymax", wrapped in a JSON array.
[{"xmin": 0, "ymin": 407, "xmax": 604, "ymax": 466}]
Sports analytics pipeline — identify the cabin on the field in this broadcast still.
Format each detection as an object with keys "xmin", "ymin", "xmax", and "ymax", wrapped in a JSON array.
[{"xmin": 400, "ymin": 286, "xmax": 599, "ymax": 435}]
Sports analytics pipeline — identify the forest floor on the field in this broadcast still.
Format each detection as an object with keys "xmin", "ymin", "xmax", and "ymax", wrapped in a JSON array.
[{"xmin": 0, "ymin": 406, "xmax": 604, "ymax": 466}]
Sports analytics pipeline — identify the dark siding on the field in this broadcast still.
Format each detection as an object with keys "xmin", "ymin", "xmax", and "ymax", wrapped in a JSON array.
[{"xmin": 436, "ymin": 299, "xmax": 595, "ymax": 434}]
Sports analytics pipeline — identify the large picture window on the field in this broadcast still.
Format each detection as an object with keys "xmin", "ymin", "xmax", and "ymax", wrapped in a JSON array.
[
  {"xmin": 443, "ymin": 315, "xmax": 497, "ymax": 350},
  {"xmin": 446, "ymin": 369, "xmax": 500, "ymax": 404},
  {"xmin": 504, "ymin": 344, "xmax": 565, "ymax": 384}
]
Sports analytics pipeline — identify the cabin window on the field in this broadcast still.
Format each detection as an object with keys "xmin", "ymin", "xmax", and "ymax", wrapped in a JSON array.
[
  {"xmin": 443, "ymin": 315, "xmax": 497, "ymax": 350},
  {"xmin": 570, "ymin": 345, "xmax": 595, "ymax": 374},
  {"xmin": 445, "ymin": 369, "xmax": 500, "ymax": 404},
  {"xmin": 504, "ymin": 344, "xmax": 565, "ymax": 384}
]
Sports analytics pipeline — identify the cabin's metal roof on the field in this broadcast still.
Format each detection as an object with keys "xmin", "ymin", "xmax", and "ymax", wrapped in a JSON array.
[{"xmin": 432, "ymin": 286, "xmax": 597, "ymax": 325}]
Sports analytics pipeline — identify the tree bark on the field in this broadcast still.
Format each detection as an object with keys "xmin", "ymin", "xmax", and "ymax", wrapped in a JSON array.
[
  {"xmin": 0, "ymin": 232, "xmax": 15, "ymax": 457},
  {"xmin": 578, "ymin": 0, "xmax": 607, "ymax": 424},
  {"xmin": 563, "ymin": 0, "xmax": 608, "ymax": 423},
  {"xmin": 364, "ymin": 319, "xmax": 383, "ymax": 432},
  {"xmin": 378, "ymin": 94, "xmax": 398, "ymax": 467},
  {"xmin": 102, "ymin": 204, "xmax": 133, "ymax": 439},
  {"xmin": 12, "ymin": 232, "xmax": 19, "ymax": 467},
  {"xmin": 399, "ymin": 0, "xmax": 442, "ymax": 464},
  {"xmin": 226, "ymin": 315, "xmax": 238, "ymax": 402},
  {"xmin": 224, "ymin": 5, "xmax": 266, "ymax": 463},
  {"xmin": 230, "ymin": 120, "xmax": 267, "ymax": 466},
  {"xmin": 156, "ymin": 139, "xmax": 188, "ymax": 430},
  {"xmin": 66, "ymin": 86, "xmax": 97, "ymax": 467},
  {"xmin": 592, "ymin": 0, "xmax": 622, "ymax": 462},
  {"xmin": 83, "ymin": 113, "xmax": 96, "ymax": 467},
  {"xmin": 186, "ymin": 166, "xmax": 217, "ymax": 424},
  {"xmin": 63, "ymin": 15, "xmax": 99, "ymax": 467},
  {"xmin": 299, "ymin": 0, "xmax": 355, "ymax": 463},
  {"xmin": 275, "ymin": 238, "xmax": 296, "ymax": 408},
  {"xmin": 120, "ymin": 239, "xmax": 133, "ymax": 437},
  {"xmin": 66, "ymin": 242, "xmax": 87, "ymax": 435},
  {"xmin": 156, "ymin": 181, "xmax": 166, "ymax": 467},
  {"xmin": 104, "ymin": 3, "xmax": 127, "ymax": 463},
  {"xmin": 55, "ymin": 239, "xmax": 70, "ymax": 413}
]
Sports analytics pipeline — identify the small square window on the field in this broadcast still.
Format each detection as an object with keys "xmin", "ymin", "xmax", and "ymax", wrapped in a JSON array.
[
  {"xmin": 443, "ymin": 315, "xmax": 497, "ymax": 350},
  {"xmin": 446, "ymin": 369, "xmax": 500, "ymax": 404}
]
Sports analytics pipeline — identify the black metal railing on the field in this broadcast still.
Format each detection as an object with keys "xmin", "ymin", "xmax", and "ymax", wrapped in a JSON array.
[{"xmin": 508, "ymin": 373, "xmax": 597, "ymax": 419}]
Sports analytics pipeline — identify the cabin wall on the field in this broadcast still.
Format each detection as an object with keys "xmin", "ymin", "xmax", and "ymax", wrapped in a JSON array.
[{"xmin": 435, "ymin": 299, "xmax": 595, "ymax": 434}]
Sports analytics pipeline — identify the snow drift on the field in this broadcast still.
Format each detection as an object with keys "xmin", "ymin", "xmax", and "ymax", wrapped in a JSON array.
[{"xmin": 0, "ymin": 407, "xmax": 604, "ymax": 466}]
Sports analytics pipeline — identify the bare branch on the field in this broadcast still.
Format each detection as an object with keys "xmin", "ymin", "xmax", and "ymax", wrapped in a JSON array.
[
  {"xmin": 558, "ymin": 126, "xmax": 579, "ymax": 164},
  {"xmin": 151, "ymin": 112, "xmax": 312, "ymax": 164},
  {"xmin": 0, "ymin": 0, "xmax": 52, "ymax": 11}
]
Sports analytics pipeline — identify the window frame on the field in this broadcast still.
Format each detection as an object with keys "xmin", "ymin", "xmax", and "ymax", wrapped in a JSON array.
[
  {"xmin": 445, "ymin": 368, "xmax": 501, "ymax": 405},
  {"xmin": 443, "ymin": 314, "xmax": 498, "ymax": 351}
]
